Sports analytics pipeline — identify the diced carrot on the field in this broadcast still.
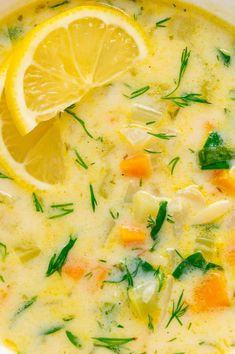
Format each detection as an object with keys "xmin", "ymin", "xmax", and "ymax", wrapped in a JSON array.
[
  {"xmin": 213, "ymin": 170, "xmax": 235, "ymax": 197},
  {"xmin": 63, "ymin": 257, "xmax": 87, "ymax": 281},
  {"xmin": 93, "ymin": 265, "xmax": 109, "ymax": 285},
  {"xmin": 120, "ymin": 225, "xmax": 147, "ymax": 245},
  {"xmin": 193, "ymin": 272, "xmax": 230, "ymax": 312},
  {"xmin": 120, "ymin": 153, "xmax": 151, "ymax": 178}
]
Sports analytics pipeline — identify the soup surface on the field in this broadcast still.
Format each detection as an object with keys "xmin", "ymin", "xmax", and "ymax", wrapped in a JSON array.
[{"xmin": 0, "ymin": 0, "xmax": 234, "ymax": 353}]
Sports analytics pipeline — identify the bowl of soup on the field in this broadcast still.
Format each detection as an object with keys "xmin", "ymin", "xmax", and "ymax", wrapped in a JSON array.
[{"xmin": 0, "ymin": 0, "xmax": 234, "ymax": 353}]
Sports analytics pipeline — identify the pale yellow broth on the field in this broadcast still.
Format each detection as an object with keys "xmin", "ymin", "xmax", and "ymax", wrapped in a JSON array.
[{"xmin": 0, "ymin": 0, "xmax": 234, "ymax": 353}]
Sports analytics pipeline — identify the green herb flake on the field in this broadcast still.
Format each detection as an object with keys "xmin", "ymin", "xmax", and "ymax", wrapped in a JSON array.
[
  {"xmin": 32, "ymin": 193, "xmax": 43, "ymax": 213},
  {"xmin": 217, "ymin": 48, "xmax": 231, "ymax": 67},
  {"xmin": 198, "ymin": 131, "xmax": 233, "ymax": 170},
  {"xmin": 147, "ymin": 132, "xmax": 176, "ymax": 140},
  {"xmin": 147, "ymin": 314, "xmax": 154, "ymax": 331},
  {"xmin": 144, "ymin": 149, "xmax": 161, "ymax": 154},
  {"xmin": 172, "ymin": 251, "xmax": 223, "ymax": 279},
  {"xmin": 89, "ymin": 184, "xmax": 98, "ymax": 212},
  {"xmin": 66, "ymin": 330, "xmax": 82, "ymax": 348},
  {"xmin": 49, "ymin": 0, "xmax": 69, "ymax": 8},
  {"xmin": 14, "ymin": 296, "xmax": 37, "ymax": 318},
  {"xmin": 109, "ymin": 208, "xmax": 119, "ymax": 220},
  {"xmin": 48, "ymin": 202, "xmax": 74, "ymax": 219},
  {"xmin": 46, "ymin": 236, "xmax": 77, "ymax": 277},
  {"xmin": 0, "ymin": 242, "xmax": 8, "ymax": 260},
  {"xmin": 93, "ymin": 337, "xmax": 136, "ymax": 350},
  {"xmin": 8, "ymin": 26, "xmax": 23, "ymax": 41},
  {"xmin": 156, "ymin": 17, "xmax": 171, "ymax": 27},
  {"xmin": 124, "ymin": 85, "xmax": 150, "ymax": 99},
  {"xmin": 147, "ymin": 201, "xmax": 168, "ymax": 241},
  {"xmin": 166, "ymin": 290, "xmax": 188, "ymax": 328},
  {"xmin": 168, "ymin": 157, "xmax": 180, "ymax": 175},
  {"xmin": 41, "ymin": 325, "xmax": 64, "ymax": 335},
  {"xmin": 74, "ymin": 149, "xmax": 88, "ymax": 170},
  {"xmin": 0, "ymin": 172, "xmax": 13, "ymax": 180},
  {"xmin": 65, "ymin": 106, "xmax": 94, "ymax": 139}
]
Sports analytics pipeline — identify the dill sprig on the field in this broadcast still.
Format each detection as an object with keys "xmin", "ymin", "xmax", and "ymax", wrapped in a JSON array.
[
  {"xmin": 144, "ymin": 149, "xmax": 161, "ymax": 154},
  {"xmin": 165, "ymin": 290, "xmax": 188, "ymax": 328},
  {"xmin": 48, "ymin": 203, "xmax": 74, "ymax": 219},
  {"xmin": 163, "ymin": 93, "xmax": 211, "ymax": 108},
  {"xmin": 32, "ymin": 193, "xmax": 43, "ymax": 213},
  {"xmin": 168, "ymin": 156, "xmax": 180, "ymax": 175},
  {"xmin": 14, "ymin": 296, "xmax": 37, "ymax": 319},
  {"xmin": 93, "ymin": 337, "xmax": 136, "ymax": 352},
  {"xmin": 66, "ymin": 330, "xmax": 82, "ymax": 348},
  {"xmin": 41, "ymin": 325, "xmax": 64, "ymax": 335},
  {"xmin": 147, "ymin": 132, "xmax": 176, "ymax": 140},
  {"xmin": 147, "ymin": 314, "xmax": 154, "ymax": 331},
  {"xmin": 89, "ymin": 184, "xmax": 98, "ymax": 212},
  {"xmin": 109, "ymin": 208, "xmax": 119, "ymax": 220},
  {"xmin": 46, "ymin": 236, "xmax": 77, "ymax": 277},
  {"xmin": 156, "ymin": 17, "xmax": 171, "ymax": 27},
  {"xmin": 164, "ymin": 47, "xmax": 191, "ymax": 97},
  {"xmin": 65, "ymin": 105, "xmax": 94, "ymax": 139},
  {"xmin": 74, "ymin": 149, "xmax": 88, "ymax": 170},
  {"xmin": 123, "ymin": 85, "xmax": 150, "ymax": 99}
]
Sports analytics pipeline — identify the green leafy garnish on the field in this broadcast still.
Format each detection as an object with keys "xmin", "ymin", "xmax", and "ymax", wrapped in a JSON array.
[
  {"xmin": 109, "ymin": 208, "xmax": 119, "ymax": 220},
  {"xmin": 156, "ymin": 17, "xmax": 171, "ymax": 27},
  {"xmin": 217, "ymin": 48, "xmax": 231, "ymax": 67},
  {"xmin": 41, "ymin": 325, "xmax": 64, "ymax": 335},
  {"xmin": 163, "ymin": 93, "xmax": 210, "ymax": 108},
  {"xmin": 74, "ymin": 149, "xmax": 88, "ymax": 170},
  {"xmin": 198, "ymin": 131, "xmax": 233, "ymax": 170},
  {"xmin": 48, "ymin": 203, "xmax": 74, "ymax": 219},
  {"xmin": 164, "ymin": 47, "xmax": 191, "ymax": 97},
  {"xmin": 168, "ymin": 157, "xmax": 180, "ymax": 175},
  {"xmin": 124, "ymin": 85, "xmax": 150, "ymax": 99},
  {"xmin": 0, "ymin": 172, "xmax": 13, "ymax": 180},
  {"xmin": 166, "ymin": 290, "xmax": 188, "ymax": 328},
  {"xmin": 172, "ymin": 251, "xmax": 223, "ymax": 279},
  {"xmin": 89, "ymin": 184, "xmax": 98, "ymax": 212},
  {"xmin": 144, "ymin": 149, "xmax": 161, "ymax": 154},
  {"xmin": 147, "ymin": 132, "xmax": 176, "ymax": 140},
  {"xmin": 147, "ymin": 314, "xmax": 154, "ymax": 331},
  {"xmin": 66, "ymin": 330, "xmax": 82, "ymax": 348},
  {"xmin": 65, "ymin": 106, "xmax": 94, "ymax": 139},
  {"xmin": 147, "ymin": 201, "xmax": 168, "ymax": 241},
  {"xmin": 32, "ymin": 193, "xmax": 43, "ymax": 213},
  {"xmin": 8, "ymin": 26, "xmax": 23, "ymax": 41},
  {"xmin": 49, "ymin": 0, "xmax": 69, "ymax": 8},
  {"xmin": 14, "ymin": 296, "xmax": 37, "ymax": 318},
  {"xmin": 93, "ymin": 337, "xmax": 136, "ymax": 351},
  {"xmin": 0, "ymin": 242, "xmax": 8, "ymax": 260},
  {"xmin": 46, "ymin": 236, "xmax": 77, "ymax": 277},
  {"xmin": 155, "ymin": 266, "xmax": 165, "ymax": 292}
]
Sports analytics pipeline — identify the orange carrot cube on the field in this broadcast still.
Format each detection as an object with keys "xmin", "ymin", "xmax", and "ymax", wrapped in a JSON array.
[
  {"xmin": 120, "ymin": 225, "xmax": 147, "ymax": 244},
  {"xmin": 213, "ymin": 170, "xmax": 235, "ymax": 197},
  {"xmin": 120, "ymin": 153, "xmax": 151, "ymax": 178}
]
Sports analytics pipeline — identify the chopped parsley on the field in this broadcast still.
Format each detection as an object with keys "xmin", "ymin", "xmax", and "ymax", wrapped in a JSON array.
[
  {"xmin": 89, "ymin": 184, "xmax": 98, "ymax": 212},
  {"xmin": 46, "ymin": 236, "xmax": 77, "ymax": 277},
  {"xmin": 166, "ymin": 290, "xmax": 188, "ymax": 328},
  {"xmin": 32, "ymin": 193, "xmax": 43, "ymax": 213},
  {"xmin": 172, "ymin": 251, "xmax": 223, "ymax": 279},
  {"xmin": 8, "ymin": 26, "xmax": 23, "ymax": 40},
  {"xmin": 123, "ymin": 85, "xmax": 150, "ymax": 99},
  {"xmin": 198, "ymin": 131, "xmax": 233, "ymax": 170},
  {"xmin": 156, "ymin": 17, "xmax": 171, "ymax": 27}
]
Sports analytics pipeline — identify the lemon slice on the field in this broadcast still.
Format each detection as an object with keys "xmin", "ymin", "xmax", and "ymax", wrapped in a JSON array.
[
  {"xmin": 6, "ymin": 5, "xmax": 148, "ymax": 135},
  {"xmin": 0, "ymin": 64, "xmax": 65, "ymax": 190}
]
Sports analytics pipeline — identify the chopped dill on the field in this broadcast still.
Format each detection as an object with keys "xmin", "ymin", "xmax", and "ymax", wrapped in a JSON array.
[
  {"xmin": 156, "ymin": 17, "xmax": 171, "ymax": 27},
  {"xmin": 32, "ymin": 193, "xmax": 43, "ymax": 213},
  {"xmin": 89, "ymin": 184, "xmax": 98, "ymax": 212},
  {"xmin": 168, "ymin": 156, "xmax": 180, "ymax": 174}
]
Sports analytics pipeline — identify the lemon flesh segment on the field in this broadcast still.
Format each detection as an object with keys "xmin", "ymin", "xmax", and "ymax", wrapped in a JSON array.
[
  {"xmin": 0, "ymin": 67, "xmax": 65, "ymax": 190},
  {"xmin": 6, "ymin": 5, "xmax": 149, "ymax": 135}
]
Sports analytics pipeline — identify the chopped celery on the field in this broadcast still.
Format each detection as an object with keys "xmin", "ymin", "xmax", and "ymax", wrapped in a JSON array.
[{"xmin": 14, "ymin": 244, "xmax": 41, "ymax": 263}]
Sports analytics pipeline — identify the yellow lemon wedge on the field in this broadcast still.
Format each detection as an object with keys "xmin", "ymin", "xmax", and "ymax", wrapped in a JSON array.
[
  {"xmin": 6, "ymin": 5, "xmax": 149, "ymax": 135},
  {"xmin": 0, "ymin": 63, "xmax": 65, "ymax": 190}
]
